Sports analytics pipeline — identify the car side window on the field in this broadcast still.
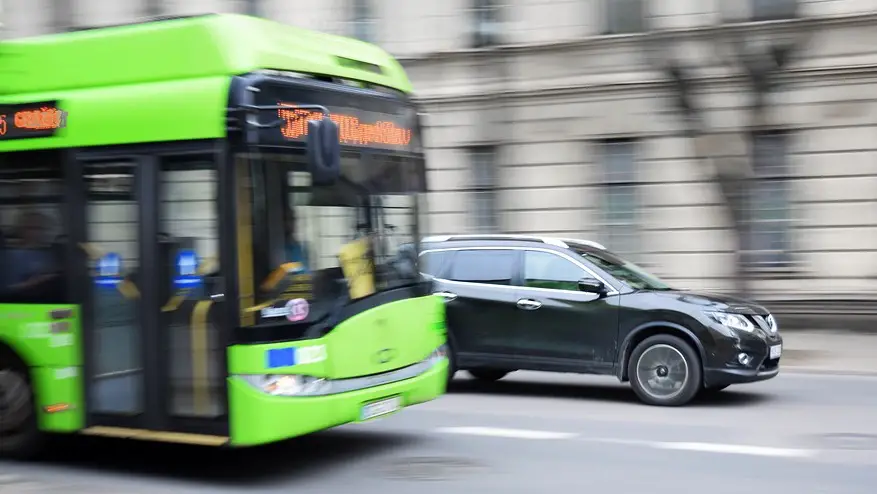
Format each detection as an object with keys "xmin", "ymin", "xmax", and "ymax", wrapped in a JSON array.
[
  {"xmin": 419, "ymin": 250, "xmax": 450, "ymax": 277},
  {"xmin": 523, "ymin": 250, "xmax": 589, "ymax": 291},
  {"xmin": 448, "ymin": 249, "xmax": 515, "ymax": 286}
]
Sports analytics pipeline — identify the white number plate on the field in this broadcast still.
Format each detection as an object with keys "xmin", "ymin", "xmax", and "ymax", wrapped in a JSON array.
[
  {"xmin": 360, "ymin": 396, "xmax": 402, "ymax": 421},
  {"xmin": 769, "ymin": 344, "xmax": 782, "ymax": 359}
]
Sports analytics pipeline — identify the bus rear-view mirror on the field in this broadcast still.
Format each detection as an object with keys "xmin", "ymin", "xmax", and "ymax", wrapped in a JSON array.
[{"xmin": 306, "ymin": 117, "xmax": 341, "ymax": 185}]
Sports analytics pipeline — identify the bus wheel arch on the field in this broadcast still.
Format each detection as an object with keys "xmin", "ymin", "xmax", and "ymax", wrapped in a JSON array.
[{"xmin": 0, "ymin": 340, "xmax": 43, "ymax": 459}]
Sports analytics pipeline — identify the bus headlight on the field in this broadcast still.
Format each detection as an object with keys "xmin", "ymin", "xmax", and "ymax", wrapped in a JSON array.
[
  {"xmin": 238, "ymin": 344, "xmax": 448, "ymax": 397},
  {"xmin": 428, "ymin": 344, "xmax": 448, "ymax": 362},
  {"xmin": 240, "ymin": 374, "xmax": 329, "ymax": 396}
]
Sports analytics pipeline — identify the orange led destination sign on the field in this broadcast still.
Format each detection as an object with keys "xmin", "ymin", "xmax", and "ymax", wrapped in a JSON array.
[
  {"xmin": 277, "ymin": 103, "xmax": 412, "ymax": 148},
  {"xmin": 0, "ymin": 101, "xmax": 67, "ymax": 140},
  {"xmin": 250, "ymin": 81, "xmax": 421, "ymax": 152}
]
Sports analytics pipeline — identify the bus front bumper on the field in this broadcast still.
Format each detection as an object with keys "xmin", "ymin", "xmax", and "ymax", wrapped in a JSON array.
[{"xmin": 227, "ymin": 358, "xmax": 448, "ymax": 446}]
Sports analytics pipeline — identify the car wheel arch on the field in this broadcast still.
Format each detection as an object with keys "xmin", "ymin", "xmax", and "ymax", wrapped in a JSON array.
[{"xmin": 616, "ymin": 322, "xmax": 707, "ymax": 382}]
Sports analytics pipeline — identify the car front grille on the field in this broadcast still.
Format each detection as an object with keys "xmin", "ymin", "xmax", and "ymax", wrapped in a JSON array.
[{"xmin": 748, "ymin": 314, "xmax": 778, "ymax": 334}]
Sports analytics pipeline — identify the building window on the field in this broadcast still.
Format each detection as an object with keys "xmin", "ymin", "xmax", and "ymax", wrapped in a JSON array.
[
  {"xmin": 471, "ymin": 0, "xmax": 501, "ymax": 48},
  {"xmin": 351, "ymin": 0, "xmax": 375, "ymax": 42},
  {"xmin": 751, "ymin": 0, "xmax": 798, "ymax": 21},
  {"xmin": 51, "ymin": 0, "xmax": 74, "ymax": 32},
  {"xmin": 604, "ymin": 0, "xmax": 645, "ymax": 35},
  {"xmin": 598, "ymin": 140, "xmax": 640, "ymax": 258},
  {"xmin": 143, "ymin": 0, "xmax": 164, "ymax": 18},
  {"xmin": 469, "ymin": 147, "xmax": 498, "ymax": 233},
  {"xmin": 745, "ymin": 132, "xmax": 792, "ymax": 268}
]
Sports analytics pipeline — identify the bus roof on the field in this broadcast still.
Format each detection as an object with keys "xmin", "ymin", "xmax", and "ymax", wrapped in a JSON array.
[{"xmin": 0, "ymin": 14, "xmax": 414, "ymax": 152}]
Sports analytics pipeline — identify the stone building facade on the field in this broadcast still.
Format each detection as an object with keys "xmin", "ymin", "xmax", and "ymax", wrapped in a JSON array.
[{"xmin": 5, "ymin": 1, "xmax": 877, "ymax": 311}]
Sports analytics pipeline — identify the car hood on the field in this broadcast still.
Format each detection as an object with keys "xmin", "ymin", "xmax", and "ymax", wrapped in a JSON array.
[{"xmin": 646, "ymin": 289, "xmax": 770, "ymax": 315}]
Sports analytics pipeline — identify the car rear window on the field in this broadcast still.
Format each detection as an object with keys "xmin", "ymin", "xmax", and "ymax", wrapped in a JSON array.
[
  {"xmin": 419, "ymin": 250, "xmax": 451, "ymax": 277},
  {"xmin": 447, "ymin": 249, "xmax": 515, "ymax": 286}
]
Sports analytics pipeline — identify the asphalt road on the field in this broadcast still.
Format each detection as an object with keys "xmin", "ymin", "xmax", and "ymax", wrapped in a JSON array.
[{"xmin": 4, "ymin": 370, "xmax": 877, "ymax": 493}]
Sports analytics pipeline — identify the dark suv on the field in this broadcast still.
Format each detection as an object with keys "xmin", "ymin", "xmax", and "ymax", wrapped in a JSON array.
[{"xmin": 419, "ymin": 235, "xmax": 782, "ymax": 406}]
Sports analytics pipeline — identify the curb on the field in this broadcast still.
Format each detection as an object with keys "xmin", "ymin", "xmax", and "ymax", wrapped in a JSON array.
[{"xmin": 781, "ymin": 366, "xmax": 877, "ymax": 377}]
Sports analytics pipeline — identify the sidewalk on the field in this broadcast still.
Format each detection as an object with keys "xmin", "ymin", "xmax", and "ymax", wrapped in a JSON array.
[{"xmin": 781, "ymin": 330, "xmax": 877, "ymax": 375}]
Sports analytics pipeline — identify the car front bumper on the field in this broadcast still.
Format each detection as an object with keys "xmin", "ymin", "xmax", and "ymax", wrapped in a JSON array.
[{"xmin": 704, "ymin": 329, "xmax": 783, "ymax": 387}]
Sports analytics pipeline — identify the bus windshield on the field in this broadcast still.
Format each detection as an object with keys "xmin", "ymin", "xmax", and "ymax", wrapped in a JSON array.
[{"xmin": 237, "ymin": 150, "xmax": 424, "ymax": 328}]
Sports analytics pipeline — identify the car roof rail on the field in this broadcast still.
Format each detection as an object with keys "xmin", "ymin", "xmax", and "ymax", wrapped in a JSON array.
[
  {"xmin": 556, "ymin": 238, "xmax": 607, "ymax": 250},
  {"xmin": 421, "ymin": 234, "xmax": 570, "ymax": 248}
]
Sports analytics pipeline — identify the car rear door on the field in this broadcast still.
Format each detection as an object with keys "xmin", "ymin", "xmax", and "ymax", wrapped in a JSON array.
[{"xmin": 430, "ymin": 248, "xmax": 521, "ymax": 359}]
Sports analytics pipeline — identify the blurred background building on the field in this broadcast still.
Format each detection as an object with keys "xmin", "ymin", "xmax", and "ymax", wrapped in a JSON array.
[{"xmin": 4, "ymin": 0, "xmax": 877, "ymax": 325}]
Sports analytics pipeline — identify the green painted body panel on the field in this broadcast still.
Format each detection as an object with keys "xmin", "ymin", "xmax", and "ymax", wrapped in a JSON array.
[
  {"xmin": 227, "ymin": 360, "xmax": 447, "ymax": 447},
  {"xmin": 0, "ymin": 14, "xmax": 413, "ymax": 152},
  {"xmin": 227, "ymin": 296, "xmax": 446, "ymax": 377},
  {"xmin": 0, "ymin": 77, "xmax": 230, "ymax": 152},
  {"xmin": 227, "ymin": 296, "xmax": 447, "ymax": 445},
  {"xmin": 0, "ymin": 304, "xmax": 84, "ymax": 432},
  {"xmin": 31, "ymin": 367, "xmax": 84, "ymax": 432}
]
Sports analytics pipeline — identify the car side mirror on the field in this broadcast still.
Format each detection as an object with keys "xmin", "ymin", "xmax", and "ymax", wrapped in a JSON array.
[
  {"xmin": 577, "ymin": 278, "xmax": 607, "ymax": 295},
  {"xmin": 306, "ymin": 116, "xmax": 341, "ymax": 186}
]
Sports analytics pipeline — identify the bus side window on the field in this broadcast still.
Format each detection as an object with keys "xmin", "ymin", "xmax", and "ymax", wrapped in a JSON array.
[{"xmin": 0, "ymin": 150, "xmax": 70, "ymax": 304}]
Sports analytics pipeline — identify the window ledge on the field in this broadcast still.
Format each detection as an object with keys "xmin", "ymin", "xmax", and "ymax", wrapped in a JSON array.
[{"xmin": 742, "ymin": 264, "xmax": 805, "ymax": 279}]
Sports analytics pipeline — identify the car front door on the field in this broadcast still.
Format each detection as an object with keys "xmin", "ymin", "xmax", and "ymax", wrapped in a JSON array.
[
  {"xmin": 432, "ymin": 248, "xmax": 521, "ymax": 360},
  {"xmin": 512, "ymin": 249, "xmax": 619, "ymax": 369}
]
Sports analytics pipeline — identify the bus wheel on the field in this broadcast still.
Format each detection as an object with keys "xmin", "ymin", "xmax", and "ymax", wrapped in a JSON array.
[{"xmin": 0, "ymin": 368, "xmax": 43, "ymax": 459}]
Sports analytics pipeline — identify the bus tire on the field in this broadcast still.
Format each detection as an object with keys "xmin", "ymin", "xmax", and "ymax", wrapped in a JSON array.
[{"xmin": 0, "ymin": 367, "xmax": 44, "ymax": 460}]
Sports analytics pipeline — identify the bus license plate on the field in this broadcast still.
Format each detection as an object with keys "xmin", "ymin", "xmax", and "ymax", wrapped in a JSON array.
[
  {"xmin": 769, "ymin": 345, "xmax": 782, "ymax": 359},
  {"xmin": 360, "ymin": 396, "xmax": 402, "ymax": 421}
]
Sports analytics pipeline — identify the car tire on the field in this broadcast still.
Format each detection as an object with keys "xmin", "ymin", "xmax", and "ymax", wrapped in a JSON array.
[
  {"xmin": 467, "ymin": 369, "xmax": 509, "ymax": 382},
  {"xmin": 0, "ymin": 367, "xmax": 44, "ymax": 460},
  {"xmin": 445, "ymin": 342, "xmax": 457, "ymax": 390},
  {"xmin": 628, "ymin": 334, "xmax": 702, "ymax": 407}
]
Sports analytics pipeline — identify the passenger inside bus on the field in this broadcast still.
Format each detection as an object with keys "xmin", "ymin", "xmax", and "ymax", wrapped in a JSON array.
[
  {"xmin": 3, "ymin": 211, "xmax": 60, "ymax": 297},
  {"xmin": 284, "ymin": 209, "xmax": 310, "ymax": 271}
]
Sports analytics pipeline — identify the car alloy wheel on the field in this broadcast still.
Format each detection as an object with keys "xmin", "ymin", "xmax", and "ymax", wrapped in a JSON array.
[
  {"xmin": 628, "ymin": 334, "xmax": 702, "ymax": 407},
  {"xmin": 635, "ymin": 344, "xmax": 690, "ymax": 400}
]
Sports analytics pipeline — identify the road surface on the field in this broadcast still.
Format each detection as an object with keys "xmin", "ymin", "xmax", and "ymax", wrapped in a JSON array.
[{"xmin": 3, "ymin": 371, "xmax": 877, "ymax": 493}]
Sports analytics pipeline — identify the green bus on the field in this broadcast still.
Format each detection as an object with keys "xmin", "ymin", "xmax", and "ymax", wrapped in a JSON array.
[{"xmin": 0, "ymin": 13, "xmax": 448, "ymax": 458}]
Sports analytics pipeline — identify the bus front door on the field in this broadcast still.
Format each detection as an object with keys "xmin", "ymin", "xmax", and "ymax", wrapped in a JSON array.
[{"xmin": 77, "ymin": 153, "xmax": 228, "ymax": 438}]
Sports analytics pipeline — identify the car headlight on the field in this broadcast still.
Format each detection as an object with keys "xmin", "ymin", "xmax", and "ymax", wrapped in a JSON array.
[
  {"xmin": 239, "ymin": 374, "xmax": 330, "ymax": 397},
  {"xmin": 705, "ymin": 311, "xmax": 755, "ymax": 333},
  {"xmin": 766, "ymin": 314, "xmax": 778, "ymax": 333}
]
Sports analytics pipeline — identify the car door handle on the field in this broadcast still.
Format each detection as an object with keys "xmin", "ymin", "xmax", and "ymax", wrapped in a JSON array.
[
  {"xmin": 516, "ymin": 298, "xmax": 542, "ymax": 310},
  {"xmin": 433, "ymin": 291, "xmax": 458, "ymax": 301}
]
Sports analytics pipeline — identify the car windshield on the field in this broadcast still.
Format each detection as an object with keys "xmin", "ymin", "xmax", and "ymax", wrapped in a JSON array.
[{"xmin": 574, "ymin": 248, "xmax": 673, "ymax": 291}]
